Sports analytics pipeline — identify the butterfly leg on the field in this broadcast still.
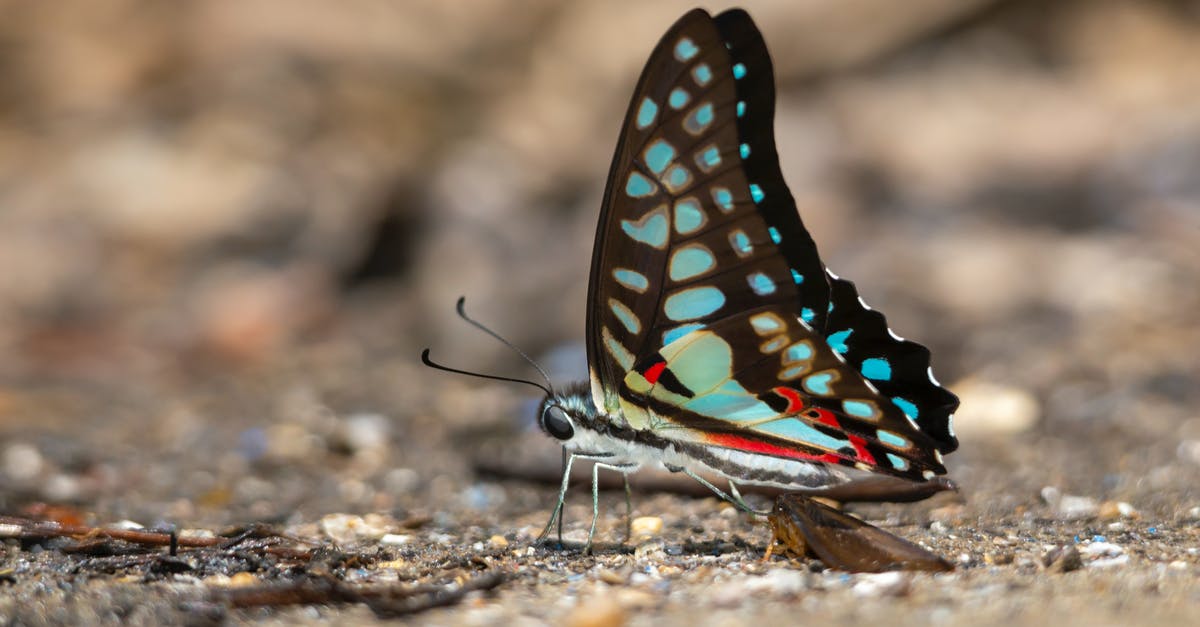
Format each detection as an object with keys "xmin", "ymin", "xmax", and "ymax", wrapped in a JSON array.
[
  {"xmin": 537, "ymin": 451, "xmax": 577, "ymax": 547},
  {"xmin": 623, "ymin": 475, "xmax": 633, "ymax": 542}
]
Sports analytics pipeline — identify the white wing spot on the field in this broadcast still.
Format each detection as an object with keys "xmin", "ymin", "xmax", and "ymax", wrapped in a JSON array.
[
  {"xmin": 922, "ymin": 470, "xmax": 936, "ymax": 480},
  {"xmin": 864, "ymin": 380, "xmax": 879, "ymax": 394},
  {"xmin": 927, "ymin": 366, "xmax": 942, "ymax": 386},
  {"xmin": 947, "ymin": 414, "xmax": 956, "ymax": 437},
  {"xmin": 857, "ymin": 296, "xmax": 872, "ymax": 310},
  {"xmin": 887, "ymin": 328, "xmax": 906, "ymax": 341},
  {"xmin": 826, "ymin": 268, "xmax": 841, "ymax": 280},
  {"xmin": 934, "ymin": 450, "xmax": 945, "ymax": 464}
]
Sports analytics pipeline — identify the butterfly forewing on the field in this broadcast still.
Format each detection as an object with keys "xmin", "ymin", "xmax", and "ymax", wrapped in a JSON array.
[{"xmin": 586, "ymin": 8, "xmax": 955, "ymax": 484}]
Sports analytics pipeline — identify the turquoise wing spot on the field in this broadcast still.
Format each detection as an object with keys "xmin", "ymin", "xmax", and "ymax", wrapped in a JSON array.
[
  {"xmin": 733, "ymin": 63, "xmax": 747, "ymax": 79},
  {"xmin": 739, "ymin": 143, "xmax": 751, "ymax": 159},
  {"xmin": 826, "ymin": 329, "xmax": 852, "ymax": 354},
  {"xmin": 712, "ymin": 187, "xmax": 735, "ymax": 212},
  {"xmin": 636, "ymin": 97, "xmax": 658, "ymax": 130},
  {"xmin": 790, "ymin": 269, "xmax": 804, "ymax": 284},
  {"xmin": 663, "ymin": 286, "xmax": 725, "ymax": 321},
  {"xmin": 749, "ymin": 312, "xmax": 784, "ymax": 335},
  {"xmin": 747, "ymin": 272, "xmax": 776, "ymax": 295},
  {"xmin": 886, "ymin": 453, "xmax": 909, "ymax": 470},
  {"xmin": 692, "ymin": 63, "xmax": 712, "ymax": 86},
  {"xmin": 613, "ymin": 268, "xmax": 649, "ymax": 293},
  {"xmin": 801, "ymin": 307, "xmax": 815, "ymax": 323},
  {"xmin": 608, "ymin": 298, "xmax": 641, "ymax": 334},
  {"xmin": 669, "ymin": 87, "xmax": 690, "ymax": 110},
  {"xmin": 749, "ymin": 183, "xmax": 765, "ymax": 203},
  {"xmin": 729, "ymin": 229, "xmax": 753, "ymax": 257},
  {"xmin": 842, "ymin": 399, "xmax": 880, "ymax": 420},
  {"xmin": 768, "ymin": 227, "xmax": 781, "ymax": 244},
  {"xmin": 783, "ymin": 341, "xmax": 813, "ymax": 363},
  {"xmin": 878, "ymin": 430, "xmax": 910, "ymax": 448},
  {"xmin": 760, "ymin": 336, "xmax": 787, "ymax": 353},
  {"xmin": 621, "ymin": 208, "xmax": 669, "ymax": 248},
  {"xmin": 861, "ymin": 357, "xmax": 892, "ymax": 381},
  {"xmin": 675, "ymin": 37, "xmax": 699, "ymax": 61},
  {"xmin": 736, "ymin": 101, "xmax": 745, "ymax": 117},
  {"xmin": 673, "ymin": 197, "xmax": 706, "ymax": 234},
  {"xmin": 892, "ymin": 396, "xmax": 920, "ymax": 419},
  {"xmin": 662, "ymin": 322, "xmax": 704, "ymax": 346},
  {"xmin": 601, "ymin": 327, "xmax": 635, "ymax": 370},
  {"xmin": 802, "ymin": 371, "xmax": 836, "ymax": 396},
  {"xmin": 625, "ymin": 172, "xmax": 657, "ymax": 198},
  {"xmin": 644, "ymin": 139, "xmax": 676, "ymax": 175},
  {"xmin": 696, "ymin": 145, "xmax": 721, "ymax": 171},
  {"xmin": 663, "ymin": 164, "xmax": 692, "ymax": 193},
  {"xmin": 683, "ymin": 102, "xmax": 714, "ymax": 134},
  {"xmin": 669, "ymin": 245, "xmax": 716, "ymax": 281}
]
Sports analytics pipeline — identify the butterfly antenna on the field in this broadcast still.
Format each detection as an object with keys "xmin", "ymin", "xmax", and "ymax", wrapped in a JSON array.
[
  {"xmin": 452, "ymin": 296, "xmax": 556, "ymax": 392},
  {"xmin": 421, "ymin": 349, "xmax": 552, "ymax": 397}
]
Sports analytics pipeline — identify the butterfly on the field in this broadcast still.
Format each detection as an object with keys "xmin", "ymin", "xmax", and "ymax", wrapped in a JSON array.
[{"xmin": 428, "ymin": 7, "xmax": 959, "ymax": 552}]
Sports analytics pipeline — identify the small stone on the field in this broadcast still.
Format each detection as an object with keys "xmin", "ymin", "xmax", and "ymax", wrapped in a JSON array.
[
  {"xmin": 334, "ymin": 413, "xmax": 391, "ymax": 454},
  {"xmin": 1042, "ymin": 545, "xmax": 1083, "ymax": 573},
  {"xmin": 1079, "ymin": 541, "xmax": 1124, "ymax": 558},
  {"xmin": 0, "ymin": 524, "xmax": 22, "ymax": 537},
  {"xmin": 1041, "ymin": 487, "xmax": 1099, "ymax": 521},
  {"xmin": 488, "ymin": 534, "xmax": 509, "ymax": 548},
  {"xmin": 742, "ymin": 569, "xmax": 810, "ymax": 595},
  {"xmin": 2, "ymin": 443, "xmax": 44, "ymax": 482},
  {"xmin": 950, "ymin": 379, "xmax": 1039, "ymax": 437},
  {"xmin": 564, "ymin": 595, "xmax": 627, "ymax": 627},
  {"xmin": 634, "ymin": 540, "xmax": 665, "ymax": 559},
  {"xmin": 630, "ymin": 516, "xmax": 663, "ymax": 537},
  {"xmin": 380, "ymin": 533, "xmax": 411, "ymax": 546},
  {"xmin": 321, "ymin": 513, "xmax": 365, "ymax": 545},
  {"xmin": 1098, "ymin": 501, "xmax": 1135, "ymax": 520},
  {"xmin": 852, "ymin": 572, "xmax": 909, "ymax": 597}
]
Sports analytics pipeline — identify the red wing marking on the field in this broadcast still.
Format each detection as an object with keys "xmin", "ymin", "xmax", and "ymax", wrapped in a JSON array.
[
  {"xmin": 771, "ymin": 386, "xmax": 805, "ymax": 413},
  {"xmin": 704, "ymin": 432, "xmax": 841, "ymax": 465},
  {"xmin": 644, "ymin": 361, "xmax": 667, "ymax": 384},
  {"xmin": 808, "ymin": 407, "xmax": 842, "ymax": 429},
  {"xmin": 848, "ymin": 435, "xmax": 877, "ymax": 465}
]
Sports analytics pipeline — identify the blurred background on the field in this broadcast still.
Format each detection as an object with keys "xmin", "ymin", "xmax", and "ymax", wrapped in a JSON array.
[{"xmin": 0, "ymin": 0, "xmax": 1197, "ymax": 525}]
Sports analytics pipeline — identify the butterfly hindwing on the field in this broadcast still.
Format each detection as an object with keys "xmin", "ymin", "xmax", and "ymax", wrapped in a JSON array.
[{"xmin": 586, "ymin": 9, "xmax": 956, "ymax": 483}]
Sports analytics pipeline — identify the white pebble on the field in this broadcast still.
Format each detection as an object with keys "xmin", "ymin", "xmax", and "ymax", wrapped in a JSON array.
[
  {"xmin": 2, "ymin": 443, "xmax": 44, "ymax": 482},
  {"xmin": 852, "ymin": 572, "xmax": 909, "ymax": 598}
]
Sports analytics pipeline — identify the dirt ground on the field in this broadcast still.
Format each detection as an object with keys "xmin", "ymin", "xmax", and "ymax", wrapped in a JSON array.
[{"xmin": 1, "ymin": 0, "xmax": 1198, "ymax": 625}]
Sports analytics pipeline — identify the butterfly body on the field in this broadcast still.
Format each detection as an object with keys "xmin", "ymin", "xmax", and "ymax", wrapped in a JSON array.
[{"xmin": 535, "ymin": 9, "xmax": 958, "ymax": 514}]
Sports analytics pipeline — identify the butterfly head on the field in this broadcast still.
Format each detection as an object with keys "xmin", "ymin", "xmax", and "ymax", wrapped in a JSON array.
[{"xmin": 536, "ymin": 382, "xmax": 635, "ymax": 460}]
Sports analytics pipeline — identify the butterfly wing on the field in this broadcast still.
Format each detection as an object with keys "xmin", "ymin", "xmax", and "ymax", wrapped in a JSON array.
[{"xmin": 585, "ymin": 9, "xmax": 956, "ymax": 484}]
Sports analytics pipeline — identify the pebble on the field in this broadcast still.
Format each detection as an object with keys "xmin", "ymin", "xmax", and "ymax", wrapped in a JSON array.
[
  {"xmin": 1041, "ymin": 487, "xmax": 1099, "ymax": 520},
  {"xmin": 228, "ymin": 572, "xmax": 259, "ymax": 587},
  {"xmin": 1098, "ymin": 501, "xmax": 1138, "ymax": 520},
  {"xmin": 380, "ymin": 533, "xmax": 411, "ymax": 546},
  {"xmin": 629, "ymin": 516, "xmax": 663, "ymax": 537},
  {"xmin": 1042, "ymin": 545, "xmax": 1083, "ymax": 573},
  {"xmin": 335, "ymin": 413, "xmax": 391, "ymax": 454},
  {"xmin": 488, "ymin": 534, "xmax": 509, "ymax": 548},
  {"xmin": 949, "ymin": 380, "xmax": 1039, "ymax": 437},
  {"xmin": 852, "ymin": 572, "xmax": 910, "ymax": 598},
  {"xmin": 320, "ymin": 513, "xmax": 390, "ymax": 544},
  {"xmin": 2, "ymin": 443, "xmax": 44, "ymax": 482}
]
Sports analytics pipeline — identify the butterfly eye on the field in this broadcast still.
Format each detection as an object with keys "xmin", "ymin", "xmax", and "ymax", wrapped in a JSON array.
[{"xmin": 542, "ymin": 405, "xmax": 575, "ymax": 441}]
